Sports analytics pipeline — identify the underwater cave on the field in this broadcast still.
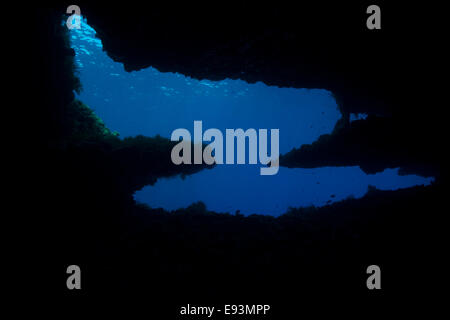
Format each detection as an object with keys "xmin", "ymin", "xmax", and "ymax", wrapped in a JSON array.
[
  {"xmin": 70, "ymin": 17, "xmax": 433, "ymax": 216},
  {"xmin": 31, "ymin": 3, "xmax": 446, "ymax": 313}
]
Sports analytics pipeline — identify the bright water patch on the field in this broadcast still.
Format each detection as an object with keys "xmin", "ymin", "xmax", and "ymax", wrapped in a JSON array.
[
  {"xmin": 135, "ymin": 166, "xmax": 433, "ymax": 216},
  {"xmin": 69, "ymin": 18, "xmax": 434, "ymax": 216}
]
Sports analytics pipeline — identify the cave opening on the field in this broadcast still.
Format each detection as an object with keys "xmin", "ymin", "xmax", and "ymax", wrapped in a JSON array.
[{"xmin": 69, "ymin": 17, "xmax": 433, "ymax": 216}]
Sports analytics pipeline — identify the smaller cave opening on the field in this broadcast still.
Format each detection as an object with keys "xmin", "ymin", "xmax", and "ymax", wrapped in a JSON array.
[{"xmin": 349, "ymin": 113, "xmax": 368, "ymax": 122}]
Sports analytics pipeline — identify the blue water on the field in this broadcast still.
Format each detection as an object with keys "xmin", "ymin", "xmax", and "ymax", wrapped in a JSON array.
[{"xmin": 69, "ymin": 18, "xmax": 433, "ymax": 216}]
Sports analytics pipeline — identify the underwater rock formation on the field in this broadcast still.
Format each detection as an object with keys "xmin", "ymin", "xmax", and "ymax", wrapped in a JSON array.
[{"xmin": 280, "ymin": 115, "xmax": 440, "ymax": 178}]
